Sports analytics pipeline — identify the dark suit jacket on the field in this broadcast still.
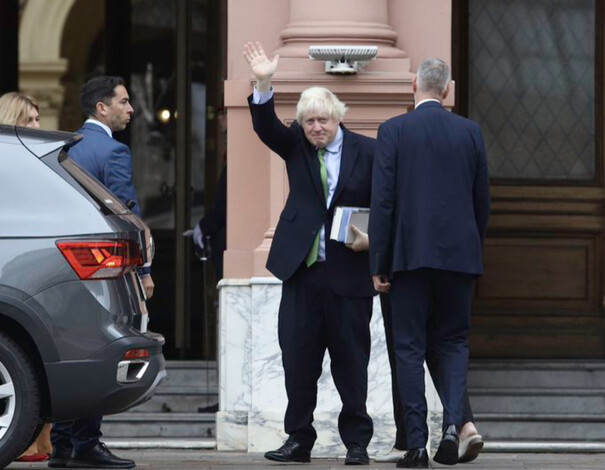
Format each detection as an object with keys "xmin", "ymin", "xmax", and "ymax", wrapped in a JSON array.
[
  {"xmin": 248, "ymin": 95, "xmax": 374, "ymax": 297},
  {"xmin": 369, "ymin": 101, "xmax": 490, "ymax": 276},
  {"xmin": 68, "ymin": 122, "xmax": 141, "ymax": 216}
]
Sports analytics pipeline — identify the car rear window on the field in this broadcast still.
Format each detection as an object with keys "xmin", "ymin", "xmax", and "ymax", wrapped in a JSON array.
[{"xmin": 59, "ymin": 153, "xmax": 131, "ymax": 215}]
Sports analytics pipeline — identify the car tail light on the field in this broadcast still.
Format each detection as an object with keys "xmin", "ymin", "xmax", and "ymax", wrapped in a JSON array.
[
  {"xmin": 56, "ymin": 240, "xmax": 142, "ymax": 280},
  {"xmin": 123, "ymin": 349, "xmax": 150, "ymax": 360}
]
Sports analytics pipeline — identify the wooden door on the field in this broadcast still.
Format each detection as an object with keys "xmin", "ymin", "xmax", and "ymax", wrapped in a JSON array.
[{"xmin": 454, "ymin": 0, "xmax": 605, "ymax": 357}]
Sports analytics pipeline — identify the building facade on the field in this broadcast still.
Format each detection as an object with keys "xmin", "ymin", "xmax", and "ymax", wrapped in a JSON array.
[{"xmin": 2, "ymin": 0, "xmax": 604, "ymax": 454}]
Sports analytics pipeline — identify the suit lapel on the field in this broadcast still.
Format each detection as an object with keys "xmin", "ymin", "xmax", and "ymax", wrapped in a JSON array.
[
  {"xmin": 302, "ymin": 137, "xmax": 327, "ymax": 206},
  {"xmin": 330, "ymin": 129, "xmax": 358, "ymax": 208}
]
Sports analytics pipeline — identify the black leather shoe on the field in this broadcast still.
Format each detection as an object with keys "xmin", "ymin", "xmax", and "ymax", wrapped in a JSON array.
[
  {"xmin": 396, "ymin": 448, "xmax": 429, "ymax": 468},
  {"xmin": 264, "ymin": 439, "xmax": 311, "ymax": 463},
  {"xmin": 67, "ymin": 443, "xmax": 135, "ymax": 468},
  {"xmin": 433, "ymin": 424, "xmax": 459, "ymax": 466},
  {"xmin": 345, "ymin": 444, "xmax": 369, "ymax": 465},
  {"xmin": 48, "ymin": 446, "xmax": 72, "ymax": 468}
]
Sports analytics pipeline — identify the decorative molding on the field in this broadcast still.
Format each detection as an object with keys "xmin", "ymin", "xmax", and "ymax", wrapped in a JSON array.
[
  {"xmin": 20, "ymin": 86, "xmax": 64, "ymax": 111},
  {"xmin": 20, "ymin": 0, "xmax": 77, "ymax": 62}
]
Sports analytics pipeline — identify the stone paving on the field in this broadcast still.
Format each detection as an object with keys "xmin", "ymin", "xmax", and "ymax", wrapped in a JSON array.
[{"xmin": 9, "ymin": 450, "xmax": 605, "ymax": 470}]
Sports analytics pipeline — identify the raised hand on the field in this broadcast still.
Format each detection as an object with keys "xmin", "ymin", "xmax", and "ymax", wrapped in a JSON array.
[{"xmin": 243, "ymin": 41, "xmax": 279, "ymax": 92}]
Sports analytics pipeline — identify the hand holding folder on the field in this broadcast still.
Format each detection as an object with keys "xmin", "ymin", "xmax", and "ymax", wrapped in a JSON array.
[
  {"xmin": 330, "ymin": 206, "xmax": 370, "ymax": 244},
  {"xmin": 346, "ymin": 225, "xmax": 369, "ymax": 252}
]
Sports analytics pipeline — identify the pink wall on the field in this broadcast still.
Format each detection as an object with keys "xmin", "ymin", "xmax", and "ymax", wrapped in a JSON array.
[
  {"xmin": 389, "ymin": 0, "xmax": 452, "ymax": 70},
  {"xmin": 228, "ymin": 0, "xmax": 290, "ymax": 80}
]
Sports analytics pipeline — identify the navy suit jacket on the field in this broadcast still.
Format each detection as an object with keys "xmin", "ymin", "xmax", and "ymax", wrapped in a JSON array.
[
  {"xmin": 249, "ymin": 95, "xmax": 375, "ymax": 297},
  {"xmin": 68, "ymin": 122, "xmax": 141, "ymax": 216},
  {"xmin": 369, "ymin": 101, "xmax": 490, "ymax": 276}
]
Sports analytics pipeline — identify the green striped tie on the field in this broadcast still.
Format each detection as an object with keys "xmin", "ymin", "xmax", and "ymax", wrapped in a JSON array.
[{"xmin": 305, "ymin": 148, "xmax": 328, "ymax": 267}]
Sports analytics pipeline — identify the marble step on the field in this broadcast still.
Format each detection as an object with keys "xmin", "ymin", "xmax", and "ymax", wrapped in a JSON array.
[
  {"xmin": 104, "ymin": 438, "xmax": 216, "ymax": 449},
  {"xmin": 162, "ymin": 361, "xmax": 218, "ymax": 388},
  {"xmin": 103, "ymin": 438, "xmax": 605, "ymax": 453},
  {"xmin": 483, "ymin": 441, "xmax": 605, "ymax": 453},
  {"xmin": 468, "ymin": 360, "xmax": 605, "ymax": 389},
  {"xmin": 130, "ymin": 386, "xmax": 218, "ymax": 413},
  {"xmin": 102, "ymin": 412, "xmax": 216, "ymax": 439},
  {"xmin": 469, "ymin": 387, "xmax": 605, "ymax": 414},
  {"xmin": 474, "ymin": 413, "xmax": 605, "ymax": 441}
]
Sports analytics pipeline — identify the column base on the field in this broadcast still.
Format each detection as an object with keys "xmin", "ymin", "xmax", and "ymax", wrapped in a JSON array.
[{"xmin": 217, "ymin": 279, "xmax": 443, "ymax": 456}]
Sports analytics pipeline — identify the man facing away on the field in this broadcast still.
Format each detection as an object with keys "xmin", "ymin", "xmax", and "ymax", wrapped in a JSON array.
[
  {"xmin": 244, "ymin": 41, "xmax": 375, "ymax": 465},
  {"xmin": 49, "ymin": 75, "xmax": 154, "ymax": 470},
  {"xmin": 369, "ymin": 58, "xmax": 490, "ymax": 468}
]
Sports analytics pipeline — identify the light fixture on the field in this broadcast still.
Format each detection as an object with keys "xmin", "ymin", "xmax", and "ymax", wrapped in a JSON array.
[
  {"xmin": 157, "ymin": 109, "xmax": 171, "ymax": 124},
  {"xmin": 309, "ymin": 45, "xmax": 378, "ymax": 74}
]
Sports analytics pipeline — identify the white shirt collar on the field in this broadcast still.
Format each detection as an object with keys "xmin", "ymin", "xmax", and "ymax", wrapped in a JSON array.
[
  {"xmin": 85, "ymin": 118, "xmax": 112, "ymax": 138},
  {"xmin": 324, "ymin": 126, "xmax": 343, "ymax": 154},
  {"xmin": 415, "ymin": 98, "xmax": 442, "ymax": 109}
]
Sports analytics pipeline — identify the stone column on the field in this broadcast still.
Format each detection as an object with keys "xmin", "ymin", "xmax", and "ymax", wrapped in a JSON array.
[
  {"xmin": 277, "ymin": 0, "xmax": 406, "ymax": 57},
  {"xmin": 19, "ymin": 0, "xmax": 76, "ymax": 130}
]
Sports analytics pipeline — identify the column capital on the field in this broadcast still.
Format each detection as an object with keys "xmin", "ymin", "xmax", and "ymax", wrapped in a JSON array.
[{"xmin": 275, "ymin": 0, "xmax": 408, "ymax": 62}]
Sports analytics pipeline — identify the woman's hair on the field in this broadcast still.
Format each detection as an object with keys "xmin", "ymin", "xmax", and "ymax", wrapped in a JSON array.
[
  {"xmin": 0, "ymin": 92, "xmax": 39, "ymax": 126},
  {"xmin": 296, "ymin": 87, "xmax": 347, "ymax": 124}
]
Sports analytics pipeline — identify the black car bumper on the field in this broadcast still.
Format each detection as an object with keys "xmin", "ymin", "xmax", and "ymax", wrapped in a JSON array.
[{"xmin": 45, "ymin": 333, "xmax": 165, "ymax": 421}]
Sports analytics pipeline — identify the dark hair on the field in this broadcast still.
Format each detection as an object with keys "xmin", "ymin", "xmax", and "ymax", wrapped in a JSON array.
[{"xmin": 80, "ymin": 75, "xmax": 126, "ymax": 118}]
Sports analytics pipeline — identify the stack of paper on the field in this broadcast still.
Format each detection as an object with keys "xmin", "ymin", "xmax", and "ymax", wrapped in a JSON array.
[{"xmin": 330, "ymin": 206, "xmax": 370, "ymax": 243}]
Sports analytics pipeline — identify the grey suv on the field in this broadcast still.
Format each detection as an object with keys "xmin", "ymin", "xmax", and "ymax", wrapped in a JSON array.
[{"xmin": 0, "ymin": 125, "xmax": 166, "ymax": 468}]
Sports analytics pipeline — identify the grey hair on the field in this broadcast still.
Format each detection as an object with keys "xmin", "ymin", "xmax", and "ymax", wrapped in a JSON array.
[
  {"xmin": 416, "ymin": 58, "xmax": 450, "ymax": 96},
  {"xmin": 296, "ymin": 87, "xmax": 347, "ymax": 124}
]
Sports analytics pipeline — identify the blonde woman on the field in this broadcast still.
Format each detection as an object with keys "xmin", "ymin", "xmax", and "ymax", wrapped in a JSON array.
[
  {"xmin": 0, "ymin": 91, "xmax": 49, "ymax": 463},
  {"xmin": 0, "ymin": 91, "xmax": 40, "ymax": 128}
]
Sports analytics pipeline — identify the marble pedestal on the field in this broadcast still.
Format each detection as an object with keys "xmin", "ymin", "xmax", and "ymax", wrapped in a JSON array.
[{"xmin": 217, "ymin": 278, "xmax": 443, "ymax": 457}]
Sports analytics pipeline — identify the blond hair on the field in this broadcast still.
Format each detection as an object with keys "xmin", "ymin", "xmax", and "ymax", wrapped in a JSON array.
[
  {"xmin": 296, "ymin": 87, "xmax": 347, "ymax": 124},
  {"xmin": 0, "ymin": 92, "xmax": 39, "ymax": 126}
]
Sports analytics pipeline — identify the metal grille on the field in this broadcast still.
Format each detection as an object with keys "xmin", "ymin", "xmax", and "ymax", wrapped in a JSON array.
[{"xmin": 469, "ymin": 0, "xmax": 595, "ymax": 180}]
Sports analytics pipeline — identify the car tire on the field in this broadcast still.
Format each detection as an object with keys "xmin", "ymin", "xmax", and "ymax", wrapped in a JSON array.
[{"xmin": 0, "ymin": 331, "xmax": 41, "ymax": 469}]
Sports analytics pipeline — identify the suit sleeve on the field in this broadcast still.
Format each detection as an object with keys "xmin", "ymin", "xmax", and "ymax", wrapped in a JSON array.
[
  {"xmin": 248, "ymin": 95, "xmax": 298, "ymax": 159},
  {"xmin": 369, "ymin": 122, "xmax": 398, "ymax": 275},
  {"xmin": 104, "ymin": 143, "xmax": 142, "ymax": 216},
  {"xmin": 473, "ymin": 125, "xmax": 490, "ymax": 245}
]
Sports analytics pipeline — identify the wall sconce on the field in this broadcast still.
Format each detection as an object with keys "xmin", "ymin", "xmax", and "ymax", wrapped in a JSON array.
[{"xmin": 309, "ymin": 45, "xmax": 378, "ymax": 74}]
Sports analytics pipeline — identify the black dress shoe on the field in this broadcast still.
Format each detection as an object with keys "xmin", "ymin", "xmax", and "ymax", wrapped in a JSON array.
[
  {"xmin": 48, "ymin": 446, "xmax": 72, "ymax": 468},
  {"xmin": 396, "ymin": 448, "xmax": 429, "ymax": 468},
  {"xmin": 264, "ymin": 439, "xmax": 311, "ymax": 463},
  {"xmin": 433, "ymin": 424, "xmax": 459, "ymax": 466},
  {"xmin": 67, "ymin": 443, "xmax": 135, "ymax": 468},
  {"xmin": 344, "ymin": 444, "xmax": 369, "ymax": 465}
]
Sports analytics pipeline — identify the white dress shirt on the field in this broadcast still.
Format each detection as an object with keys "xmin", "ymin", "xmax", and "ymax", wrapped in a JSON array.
[
  {"xmin": 415, "ymin": 98, "xmax": 442, "ymax": 109},
  {"xmin": 84, "ymin": 118, "xmax": 113, "ymax": 137},
  {"xmin": 252, "ymin": 87, "xmax": 343, "ymax": 261}
]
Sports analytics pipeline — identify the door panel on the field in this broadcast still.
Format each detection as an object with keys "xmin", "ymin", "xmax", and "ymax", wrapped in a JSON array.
[{"xmin": 479, "ymin": 238, "xmax": 596, "ymax": 306}]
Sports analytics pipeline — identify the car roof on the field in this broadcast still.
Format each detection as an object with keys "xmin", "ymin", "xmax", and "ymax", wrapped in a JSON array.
[{"xmin": 0, "ymin": 124, "xmax": 81, "ymax": 158}]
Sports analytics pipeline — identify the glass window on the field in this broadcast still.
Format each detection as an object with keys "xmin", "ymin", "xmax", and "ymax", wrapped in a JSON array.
[{"xmin": 468, "ymin": 0, "xmax": 596, "ymax": 180}]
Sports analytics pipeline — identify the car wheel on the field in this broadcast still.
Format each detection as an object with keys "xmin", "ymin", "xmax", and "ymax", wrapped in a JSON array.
[{"xmin": 0, "ymin": 331, "xmax": 41, "ymax": 469}]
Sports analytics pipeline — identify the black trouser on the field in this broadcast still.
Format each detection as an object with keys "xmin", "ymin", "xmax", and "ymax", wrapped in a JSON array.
[
  {"xmin": 278, "ymin": 262, "xmax": 374, "ymax": 449},
  {"xmin": 389, "ymin": 268, "xmax": 475, "ymax": 449},
  {"xmin": 51, "ymin": 416, "xmax": 102, "ymax": 453},
  {"xmin": 380, "ymin": 295, "xmax": 475, "ymax": 450}
]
